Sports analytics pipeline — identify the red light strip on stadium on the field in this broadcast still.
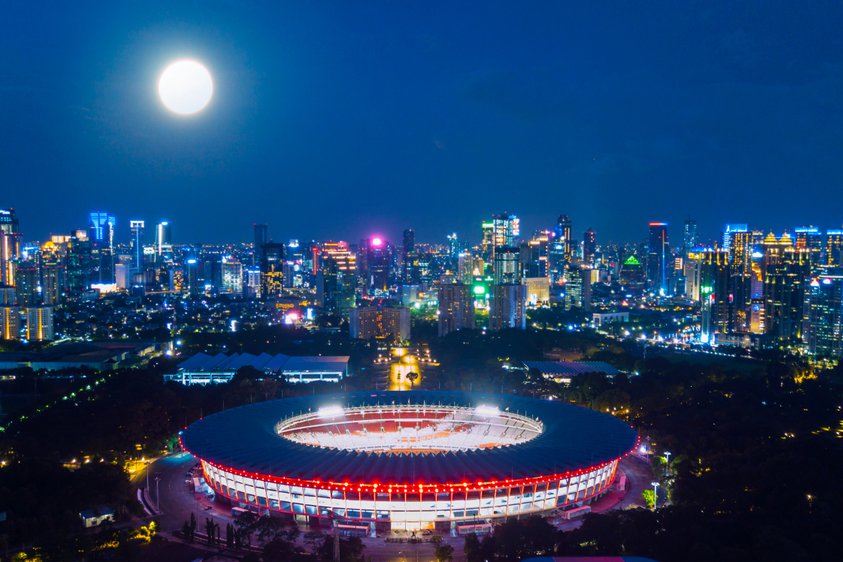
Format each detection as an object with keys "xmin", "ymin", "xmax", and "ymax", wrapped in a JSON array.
[{"xmin": 179, "ymin": 434, "xmax": 640, "ymax": 493}]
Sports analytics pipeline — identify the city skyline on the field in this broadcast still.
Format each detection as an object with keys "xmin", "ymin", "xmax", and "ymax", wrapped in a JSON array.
[{"xmin": 4, "ymin": 2, "xmax": 843, "ymax": 243}]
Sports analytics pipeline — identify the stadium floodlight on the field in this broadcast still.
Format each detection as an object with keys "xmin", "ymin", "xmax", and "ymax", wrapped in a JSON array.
[
  {"xmin": 318, "ymin": 405, "xmax": 344, "ymax": 418},
  {"xmin": 475, "ymin": 405, "xmax": 500, "ymax": 417}
]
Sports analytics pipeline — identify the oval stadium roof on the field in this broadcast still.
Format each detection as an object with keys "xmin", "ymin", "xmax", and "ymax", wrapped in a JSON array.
[{"xmin": 181, "ymin": 391, "xmax": 638, "ymax": 486}]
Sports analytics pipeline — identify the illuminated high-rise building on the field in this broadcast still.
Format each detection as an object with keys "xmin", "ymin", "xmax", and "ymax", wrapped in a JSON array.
[
  {"xmin": 437, "ymin": 278, "xmax": 475, "ymax": 337},
  {"xmin": 554, "ymin": 215, "xmax": 573, "ymax": 265},
  {"xmin": 156, "ymin": 220, "xmax": 172, "ymax": 257},
  {"xmin": 582, "ymin": 228, "xmax": 597, "ymax": 265},
  {"xmin": 646, "ymin": 222, "xmax": 670, "ymax": 295},
  {"xmin": 493, "ymin": 246, "xmax": 520, "ymax": 284},
  {"xmin": 0, "ymin": 285, "xmax": 20, "ymax": 340},
  {"xmin": 260, "ymin": 242, "xmax": 284, "ymax": 298},
  {"xmin": 520, "ymin": 232, "xmax": 549, "ymax": 278},
  {"xmin": 317, "ymin": 241, "xmax": 357, "ymax": 314},
  {"xmin": 221, "ymin": 256, "xmax": 243, "ymax": 294},
  {"xmin": 826, "ymin": 229, "xmax": 843, "ymax": 266},
  {"xmin": 492, "ymin": 213, "xmax": 519, "ymax": 248},
  {"xmin": 805, "ymin": 270, "xmax": 843, "ymax": 360},
  {"xmin": 360, "ymin": 237, "xmax": 392, "ymax": 292},
  {"xmin": 698, "ymin": 249, "xmax": 731, "ymax": 342},
  {"xmin": 723, "ymin": 223, "xmax": 748, "ymax": 252},
  {"xmin": 794, "ymin": 226, "xmax": 823, "ymax": 265},
  {"xmin": 729, "ymin": 229, "xmax": 762, "ymax": 332},
  {"xmin": 253, "ymin": 223, "xmax": 268, "ymax": 266},
  {"xmin": 66, "ymin": 230, "xmax": 97, "ymax": 297},
  {"xmin": 129, "ymin": 220, "xmax": 145, "ymax": 271},
  {"xmin": 682, "ymin": 217, "xmax": 697, "ymax": 255},
  {"xmin": 15, "ymin": 261, "xmax": 40, "ymax": 306},
  {"xmin": 0, "ymin": 208, "xmax": 21, "ymax": 287},
  {"xmin": 25, "ymin": 305, "xmax": 54, "ymax": 341},
  {"xmin": 350, "ymin": 306, "xmax": 411, "ymax": 341},
  {"xmin": 762, "ymin": 235, "xmax": 809, "ymax": 342},
  {"xmin": 489, "ymin": 283, "xmax": 527, "ymax": 330}
]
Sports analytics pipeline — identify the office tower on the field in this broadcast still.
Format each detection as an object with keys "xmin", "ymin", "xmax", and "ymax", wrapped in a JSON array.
[
  {"xmin": 684, "ymin": 250, "xmax": 704, "ymax": 301},
  {"xmin": 682, "ymin": 218, "xmax": 698, "ymax": 255},
  {"xmin": 253, "ymin": 223, "xmax": 268, "ymax": 266},
  {"xmin": 317, "ymin": 241, "xmax": 357, "ymax": 314},
  {"xmin": 245, "ymin": 267, "xmax": 262, "ymax": 298},
  {"xmin": 492, "ymin": 213, "xmax": 519, "ymax": 249},
  {"xmin": 826, "ymin": 229, "xmax": 843, "ymax": 266},
  {"xmin": 722, "ymin": 223, "xmax": 748, "ymax": 252},
  {"xmin": 520, "ymin": 231, "xmax": 549, "ymax": 279},
  {"xmin": 762, "ymin": 234, "xmax": 809, "ymax": 341},
  {"xmin": 156, "ymin": 220, "xmax": 171, "ymax": 256},
  {"xmin": 221, "ymin": 256, "xmax": 243, "ymax": 294},
  {"xmin": 489, "ymin": 283, "xmax": 527, "ymax": 330},
  {"xmin": 437, "ymin": 278, "xmax": 475, "ymax": 336},
  {"xmin": 15, "ymin": 260, "xmax": 40, "ymax": 306},
  {"xmin": 350, "ymin": 306, "xmax": 411, "ymax": 341},
  {"xmin": 583, "ymin": 228, "xmax": 597, "ymax": 264},
  {"xmin": 360, "ymin": 237, "xmax": 392, "ymax": 292},
  {"xmin": 129, "ymin": 220, "xmax": 145, "ymax": 271},
  {"xmin": 794, "ymin": 226, "xmax": 823, "ymax": 264},
  {"xmin": 564, "ymin": 267, "xmax": 582, "ymax": 311},
  {"xmin": 480, "ymin": 220, "xmax": 495, "ymax": 265},
  {"xmin": 446, "ymin": 233, "xmax": 460, "ymax": 265},
  {"xmin": 548, "ymin": 236, "xmax": 566, "ymax": 285},
  {"xmin": 0, "ymin": 208, "xmax": 21, "ymax": 287},
  {"xmin": 0, "ymin": 305, "xmax": 20, "ymax": 340},
  {"xmin": 619, "ymin": 255, "xmax": 645, "ymax": 286},
  {"xmin": 805, "ymin": 270, "xmax": 843, "ymax": 360},
  {"xmin": 493, "ymin": 246, "xmax": 520, "ymax": 284},
  {"xmin": 25, "ymin": 305, "xmax": 54, "ymax": 341},
  {"xmin": 646, "ymin": 222, "xmax": 670, "ymax": 295},
  {"xmin": 66, "ymin": 230, "xmax": 97, "ymax": 297},
  {"xmin": 524, "ymin": 277, "xmax": 550, "ymax": 306},
  {"xmin": 0, "ymin": 286, "xmax": 20, "ymax": 340},
  {"xmin": 402, "ymin": 228, "xmax": 415, "ymax": 256},
  {"xmin": 554, "ymin": 215, "xmax": 573, "ymax": 265},
  {"xmin": 729, "ymin": 229, "xmax": 763, "ymax": 332},
  {"xmin": 40, "ymin": 240, "xmax": 64, "ymax": 304},
  {"xmin": 87, "ymin": 212, "xmax": 115, "ymax": 244},
  {"xmin": 698, "ymin": 249, "xmax": 731, "ymax": 343},
  {"xmin": 260, "ymin": 242, "xmax": 284, "ymax": 298},
  {"xmin": 88, "ymin": 212, "xmax": 116, "ymax": 284}
]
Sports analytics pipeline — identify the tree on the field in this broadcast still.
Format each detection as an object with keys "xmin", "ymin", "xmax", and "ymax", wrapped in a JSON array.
[
  {"xmin": 407, "ymin": 371, "xmax": 419, "ymax": 388},
  {"xmin": 435, "ymin": 542, "xmax": 455, "ymax": 561}
]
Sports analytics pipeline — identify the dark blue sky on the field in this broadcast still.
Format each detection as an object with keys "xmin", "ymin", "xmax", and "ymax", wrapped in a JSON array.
[{"xmin": 3, "ymin": 1, "xmax": 843, "ymax": 245}]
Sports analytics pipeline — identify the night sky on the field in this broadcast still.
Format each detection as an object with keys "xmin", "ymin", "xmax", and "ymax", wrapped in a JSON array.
[{"xmin": 3, "ymin": 1, "xmax": 843, "ymax": 245}]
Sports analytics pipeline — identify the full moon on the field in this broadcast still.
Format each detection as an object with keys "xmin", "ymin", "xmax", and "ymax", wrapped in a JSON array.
[{"xmin": 157, "ymin": 59, "xmax": 213, "ymax": 115}]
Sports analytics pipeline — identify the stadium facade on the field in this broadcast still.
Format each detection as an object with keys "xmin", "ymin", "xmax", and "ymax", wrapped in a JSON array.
[{"xmin": 180, "ymin": 391, "xmax": 637, "ymax": 535}]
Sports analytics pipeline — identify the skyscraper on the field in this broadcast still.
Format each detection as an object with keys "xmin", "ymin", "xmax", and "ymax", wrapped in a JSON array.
[
  {"xmin": 805, "ymin": 270, "xmax": 843, "ymax": 360},
  {"xmin": 253, "ymin": 223, "xmax": 268, "ymax": 266},
  {"xmin": 682, "ymin": 217, "xmax": 697, "ymax": 255},
  {"xmin": 555, "ymin": 215, "xmax": 573, "ymax": 265},
  {"xmin": 723, "ymin": 223, "xmax": 748, "ymax": 252},
  {"xmin": 0, "ymin": 208, "xmax": 21, "ymax": 287},
  {"xmin": 489, "ymin": 283, "xmax": 527, "ymax": 330},
  {"xmin": 582, "ymin": 228, "xmax": 597, "ymax": 264},
  {"xmin": 26, "ymin": 305, "xmax": 54, "ymax": 341},
  {"xmin": 647, "ymin": 222, "xmax": 670, "ymax": 295},
  {"xmin": 437, "ymin": 276, "xmax": 475, "ymax": 337},
  {"xmin": 129, "ymin": 220, "xmax": 145, "ymax": 271},
  {"xmin": 826, "ymin": 229, "xmax": 843, "ymax": 266},
  {"xmin": 260, "ymin": 242, "xmax": 285, "ymax": 298},
  {"xmin": 156, "ymin": 221, "xmax": 172, "ymax": 257}
]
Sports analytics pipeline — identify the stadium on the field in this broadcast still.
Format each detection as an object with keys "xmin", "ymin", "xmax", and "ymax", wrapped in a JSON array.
[{"xmin": 180, "ymin": 391, "xmax": 638, "ymax": 535}]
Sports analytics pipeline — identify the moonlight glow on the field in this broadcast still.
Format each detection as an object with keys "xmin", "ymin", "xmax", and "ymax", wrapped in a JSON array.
[{"xmin": 157, "ymin": 59, "xmax": 213, "ymax": 115}]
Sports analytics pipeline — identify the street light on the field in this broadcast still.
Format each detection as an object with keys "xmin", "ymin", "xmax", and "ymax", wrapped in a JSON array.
[
  {"xmin": 664, "ymin": 451, "xmax": 672, "ymax": 464},
  {"xmin": 650, "ymin": 481, "xmax": 660, "ymax": 509}
]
